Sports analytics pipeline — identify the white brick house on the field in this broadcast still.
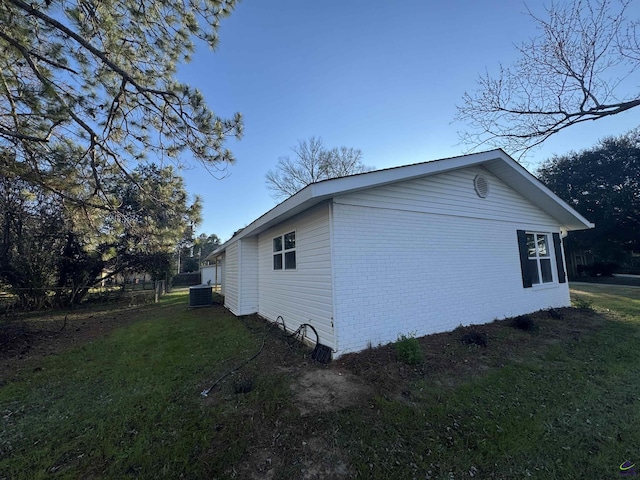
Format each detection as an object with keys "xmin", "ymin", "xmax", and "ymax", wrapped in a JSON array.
[{"xmin": 208, "ymin": 150, "xmax": 593, "ymax": 358}]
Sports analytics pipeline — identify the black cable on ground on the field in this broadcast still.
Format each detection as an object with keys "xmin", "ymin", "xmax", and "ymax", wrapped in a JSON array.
[
  {"xmin": 200, "ymin": 316, "xmax": 332, "ymax": 397},
  {"xmin": 283, "ymin": 322, "xmax": 331, "ymax": 363},
  {"xmin": 200, "ymin": 319, "xmax": 278, "ymax": 397},
  {"xmin": 275, "ymin": 316, "xmax": 312, "ymax": 353}
]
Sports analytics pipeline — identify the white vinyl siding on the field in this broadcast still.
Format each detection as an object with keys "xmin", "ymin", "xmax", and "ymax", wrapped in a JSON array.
[
  {"xmin": 257, "ymin": 203, "xmax": 334, "ymax": 349},
  {"xmin": 238, "ymin": 238, "xmax": 259, "ymax": 315},
  {"xmin": 217, "ymin": 252, "xmax": 225, "ymax": 296},
  {"xmin": 331, "ymin": 167, "xmax": 569, "ymax": 356},
  {"xmin": 224, "ymin": 242, "xmax": 239, "ymax": 315},
  {"xmin": 334, "ymin": 166, "xmax": 554, "ymax": 227}
]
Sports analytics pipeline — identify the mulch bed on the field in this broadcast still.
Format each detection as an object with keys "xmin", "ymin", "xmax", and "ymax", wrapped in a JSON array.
[{"xmin": 335, "ymin": 307, "xmax": 606, "ymax": 394}]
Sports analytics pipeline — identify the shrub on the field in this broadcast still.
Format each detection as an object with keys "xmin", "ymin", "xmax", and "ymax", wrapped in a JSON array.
[
  {"xmin": 460, "ymin": 330, "xmax": 488, "ymax": 347},
  {"xmin": 395, "ymin": 332, "xmax": 423, "ymax": 365},
  {"xmin": 510, "ymin": 315, "xmax": 537, "ymax": 331},
  {"xmin": 591, "ymin": 262, "xmax": 619, "ymax": 277},
  {"xmin": 546, "ymin": 308, "xmax": 564, "ymax": 320},
  {"xmin": 579, "ymin": 262, "xmax": 619, "ymax": 277}
]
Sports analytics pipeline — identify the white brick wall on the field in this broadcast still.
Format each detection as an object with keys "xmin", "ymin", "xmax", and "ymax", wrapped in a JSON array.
[{"xmin": 331, "ymin": 168, "xmax": 570, "ymax": 356}]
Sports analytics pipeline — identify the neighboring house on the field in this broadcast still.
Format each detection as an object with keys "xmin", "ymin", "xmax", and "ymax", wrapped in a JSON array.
[{"xmin": 206, "ymin": 150, "xmax": 593, "ymax": 359}]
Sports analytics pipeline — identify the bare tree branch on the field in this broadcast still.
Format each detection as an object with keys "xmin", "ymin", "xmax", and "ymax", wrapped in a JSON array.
[{"xmin": 456, "ymin": 0, "xmax": 639, "ymax": 158}]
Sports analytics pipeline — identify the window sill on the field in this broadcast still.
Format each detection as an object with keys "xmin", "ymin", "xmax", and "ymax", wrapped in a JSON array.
[{"xmin": 529, "ymin": 282, "xmax": 560, "ymax": 291}]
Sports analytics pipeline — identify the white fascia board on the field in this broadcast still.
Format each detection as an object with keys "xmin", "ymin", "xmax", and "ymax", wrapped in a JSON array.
[
  {"xmin": 211, "ymin": 186, "xmax": 317, "ymax": 256},
  {"xmin": 311, "ymin": 149, "xmax": 503, "ymax": 198},
  {"xmin": 483, "ymin": 156, "xmax": 594, "ymax": 231}
]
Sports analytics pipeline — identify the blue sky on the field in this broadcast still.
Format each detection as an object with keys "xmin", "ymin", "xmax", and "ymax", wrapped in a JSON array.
[{"xmin": 178, "ymin": 0, "xmax": 640, "ymax": 242}]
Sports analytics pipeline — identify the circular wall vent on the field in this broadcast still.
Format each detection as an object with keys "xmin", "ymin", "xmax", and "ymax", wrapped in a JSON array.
[{"xmin": 474, "ymin": 174, "xmax": 489, "ymax": 198}]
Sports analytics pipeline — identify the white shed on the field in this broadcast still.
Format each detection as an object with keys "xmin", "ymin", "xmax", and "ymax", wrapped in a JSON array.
[
  {"xmin": 200, "ymin": 262, "xmax": 222, "ymax": 289},
  {"xmin": 207, "ymin": 150, "xmax": 593, "ymax": 359}
]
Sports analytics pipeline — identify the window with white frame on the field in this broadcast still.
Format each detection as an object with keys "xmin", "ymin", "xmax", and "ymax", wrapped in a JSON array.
[
  {"xmin": 273, "ymin": 231, "xmax": 296, "ymax": 270},
  {"xmin": 517, "ymin": 230, "xmax": 566, "ymax": 288},
  {"xmin": 526, "ymin": 232, "xmax": 553, "ymax": 284}
]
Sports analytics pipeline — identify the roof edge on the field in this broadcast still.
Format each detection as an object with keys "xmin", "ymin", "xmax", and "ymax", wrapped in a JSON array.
[{"xmin": 208, "ymin": 148, "xmax": 593, "ymax": 257}]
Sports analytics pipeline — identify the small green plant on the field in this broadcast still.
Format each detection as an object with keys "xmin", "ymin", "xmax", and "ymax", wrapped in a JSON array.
[
  {"xmin": 573, "ymin": 296, "xmax": 594, "ymax": 311},
  {"xmin": 395, "ymin": 332, "xmax": 423, "ymax": 365}
]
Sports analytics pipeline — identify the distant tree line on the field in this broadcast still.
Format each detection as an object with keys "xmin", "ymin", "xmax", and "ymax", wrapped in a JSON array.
[{"xmin": 538, "ymin": 128, "xmax": 640, "ymax": 274}]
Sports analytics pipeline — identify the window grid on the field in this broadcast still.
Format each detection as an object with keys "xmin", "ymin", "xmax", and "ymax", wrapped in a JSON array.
[
  {"xmin": 273, "ymin": 231, "xmax": 296, "ymax": 270},
  {"xmin": 526, "ymin": 232, "xmax": 553, "ymax": 285}
]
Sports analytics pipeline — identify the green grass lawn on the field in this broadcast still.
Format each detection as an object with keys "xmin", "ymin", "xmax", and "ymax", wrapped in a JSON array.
[
  {"xmin": 572, "ymin": 275, "xmax": 640, "ymax": 287},
  {"xmin": 570, "ymin": 282, "xmax": 640, "ymax": 317},
  {"xmin": 1, "ymin": 285, "xmax": 640, "ymax": 479},
  {"xmin": 0, "ymin": 292, "xmax": 271, "ymax": 478}
]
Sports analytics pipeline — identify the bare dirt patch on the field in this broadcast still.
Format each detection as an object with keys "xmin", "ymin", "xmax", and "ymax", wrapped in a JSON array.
[
  {"xmin": 291, "ymin": 369, "xmax": 373, "ymax": 416},
  {"xmin": 202, "ymin": 319, "xmax": 361, "ymax": 480}
]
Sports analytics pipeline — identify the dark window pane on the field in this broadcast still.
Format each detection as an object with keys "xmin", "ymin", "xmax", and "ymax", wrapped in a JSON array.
[
  {"xmin": 273, "ymin": 253, "xmax": 283, "ymax": 270},
  {"xmin": 528, "ymin": 259, "xmax": 540, "ymax": 284},
  {"xmin": 284, "ymin": 231, "xmax": 295, "ymax": 250},
  {"xmin": 284, "ymin": 251, "xmax": 296, "ymax": 269},
  {"xmin": 541, "ymin": 259, "xmax": 553, "ymax": 283},
  {"xmin": 526, "ymin": 234, "xmax": 536, "ymax": 258},
  {"xmin": 273, "ymin": 237, "xmax": 282, "ymax": 252}
]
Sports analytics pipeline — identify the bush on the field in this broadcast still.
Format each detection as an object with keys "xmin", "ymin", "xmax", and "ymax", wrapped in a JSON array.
[
  {"xmin": 395, "ymin": 332, "xmax": 423, "ymax": 365},
  {"xmin": 510, "ymin": 315, "xmax": 537, "ymax": 331},
  {"xmin": 579, "ymin": 262, "xmax": 619, "ymax": 277},
  {"xmin": 460, "ymin": 330, "xmax": 488, "ymax": 347},
  {"xmin": 546, "ymin": 308, "xmax": 564, "ymax": 320}
]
